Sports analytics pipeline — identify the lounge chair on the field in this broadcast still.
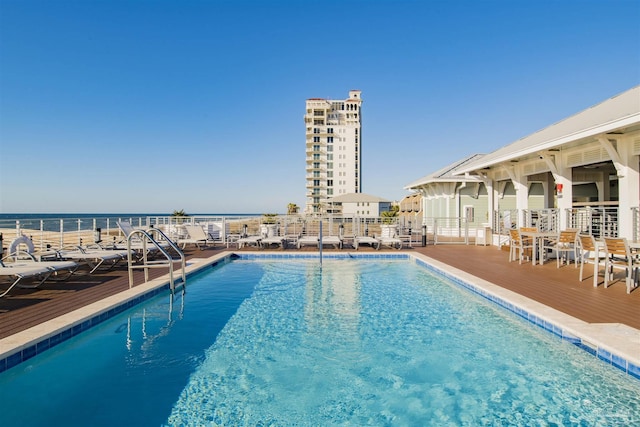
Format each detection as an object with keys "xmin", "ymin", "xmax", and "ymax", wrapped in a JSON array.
[
  {"xmin": 177, "ymin": 225, "xmax": 213, "ymax": 250},
  {"xmin": 0, "ymin": 261, "xmax": 52, "ymax": 298},
  {"xmin": 114, "ymin": 221, "xmax": 171, "ymax": 254},
  {"xmin": 5, "ymin": 236, "xmax": 80, "ymax": 279},
  {"xmin": 237, "ymin": 233, "xmax": 262, "ymax": 248},
  {"xmin": 353, "ymin": 236, "xmax": 380, "ymax": 250},
  {"xmin": 297, "ymin": 235, "xmax": 319, "ymax": 249},
  {"xmin": 378, "ymin": 236, "xmax": 402, "ymax": 250},
  {"xmin": 320, "ymin": 235, "xmax": 343, "ymax": 249},
  {"xmin": 54, "ymin": 246, "xmax": 128, "ymax": 273}
]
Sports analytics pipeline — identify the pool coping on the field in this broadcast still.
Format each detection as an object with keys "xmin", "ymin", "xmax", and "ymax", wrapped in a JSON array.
[{"xmin": 0, "ymin": 251, "xmax": 638, "ymax": 379}]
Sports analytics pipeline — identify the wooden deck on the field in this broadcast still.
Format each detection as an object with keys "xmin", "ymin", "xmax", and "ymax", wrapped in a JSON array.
[{"xmin": 0, "ymin": 243, "xmax": 638, "ymax": 341}]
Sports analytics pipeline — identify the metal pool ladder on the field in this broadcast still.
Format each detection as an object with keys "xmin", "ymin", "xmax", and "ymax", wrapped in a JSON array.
[{"xmin": 125, "ymin": 228, "xmax": 186, "ymax": 293}]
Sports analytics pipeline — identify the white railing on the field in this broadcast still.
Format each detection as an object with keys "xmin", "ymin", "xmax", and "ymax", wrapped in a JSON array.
[
  {"xmin": 567, "ymin": 206, "xmax": 619, "ymax": 238},
  {"xmin": 522, "ymin": 209, "xmax": 559, "ymax": 232}
]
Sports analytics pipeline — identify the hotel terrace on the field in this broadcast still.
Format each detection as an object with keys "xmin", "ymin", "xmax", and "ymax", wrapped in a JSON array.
[
  {"xmin": 0, "ymin": 86, "xmax": 639, "ymax": 384},
  {"xmin": 405, "ymin": 85, "xmax": 640, "ymax": 245}
]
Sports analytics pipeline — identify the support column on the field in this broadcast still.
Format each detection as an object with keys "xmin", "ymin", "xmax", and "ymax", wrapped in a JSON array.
[
  {"xmin": 610, "ymin": 137, "xmax": 640, "ymax": 238},
  {"xmin": 541, "ymin": 151, "xmax": 572, "ymax": 230}
]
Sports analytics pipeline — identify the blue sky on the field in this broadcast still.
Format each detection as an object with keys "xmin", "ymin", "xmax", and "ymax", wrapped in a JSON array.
[{"xmin": 1, "ymin": 0, "xmax": 638, "ymax": 214}]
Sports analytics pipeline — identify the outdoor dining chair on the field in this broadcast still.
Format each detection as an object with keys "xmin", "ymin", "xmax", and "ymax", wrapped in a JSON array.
[
  {"xmin": 508, "ymin": 228, "xmax": 534, "ymax": 264},
  {"xmin": 577, "ymin": 234, "xmax": 605, "ymax": 288},
  {"xmin": 603, "ymin": 237, "xmax": 638, "ymax": 294},
  {"xmin": 550, "ymin": 229, "xmax": 578, "ymax": 268}
]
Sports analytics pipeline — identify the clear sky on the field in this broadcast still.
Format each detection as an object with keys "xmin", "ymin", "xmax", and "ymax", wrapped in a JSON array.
[{"xmin": 1, "ymin": 0, "xmax": 638, "ymax": 214}]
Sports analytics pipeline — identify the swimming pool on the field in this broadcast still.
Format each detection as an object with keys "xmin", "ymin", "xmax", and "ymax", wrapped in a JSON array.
[{"xmin": 0, "ymin": 257, "xmax": 638, "ymax": 426}]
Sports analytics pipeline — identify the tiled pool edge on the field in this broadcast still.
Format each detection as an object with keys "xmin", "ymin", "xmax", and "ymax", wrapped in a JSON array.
[
  {"xmin": 1, "ymin": 251, "xmax": 638, "ymax": 381},
  {"xmin": 0, "ymin": 252, "xmax": 234, "ymax": 373},
  {"xmin": 410, "ymin": 253, "xmax": 640, "ymax": 380}
]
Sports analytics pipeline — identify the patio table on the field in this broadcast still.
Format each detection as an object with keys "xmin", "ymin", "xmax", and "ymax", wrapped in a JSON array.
[{"xmin": 519, "ymin": 230, "xmax": 558, "ymax": 266}]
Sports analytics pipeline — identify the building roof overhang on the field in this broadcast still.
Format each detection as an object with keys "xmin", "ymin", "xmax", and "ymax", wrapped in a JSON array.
[
  {"xmin": 455, "ymin": 86, "xmax": 640, "ymax": 175},
  {"xmin": 404, "ymin": 153, "xmax": 487, "ymax": 190}
]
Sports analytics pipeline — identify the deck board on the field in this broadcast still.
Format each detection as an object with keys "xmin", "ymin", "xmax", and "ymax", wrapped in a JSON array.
[{"xmin": 0, "ymin": 243, "xmax": 638, "ymax": 341}]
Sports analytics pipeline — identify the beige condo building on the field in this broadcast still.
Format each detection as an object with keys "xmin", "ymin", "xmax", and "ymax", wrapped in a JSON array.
[{"xmin": 304, "ymin": 90, "xmax": 362, "ymax": 214}]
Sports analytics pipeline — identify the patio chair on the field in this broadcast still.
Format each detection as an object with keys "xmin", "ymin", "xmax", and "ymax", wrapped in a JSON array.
[
  {"xmin": 577, "ymin": 234, "xmax": 606, "ymax": 288},
  {"xmin": 177, "ymin": 225, "xmax": 212, "ymax": 250},
  {"xmin": 53, "ymin": 246, "xmax": 128, "ymax": 274},
  {"xmin": 5, "ymin": 235, "xmax": 80, "ymax": 279},
  {"xmin": 261, "ymin": 226, "xmax": 287, "ymax": 249},
  {"xmin": 114, "ymin": 221, "xmax": 171, "ymax": 254},
  {"xmin": 549, "ymin": 229, "xmax": 579, "ymax": 268},
  {"xmin": 508, "ymin": 228, "xmax": 534, "ymax": 264},
  {"xmin": 237, "ymin": 227, "xmax": 264, "ymax": 249},
  {"xmin": 353, "ymin": 236, "xmax": 380, "ymax": 250},
  {"xmin": 296, "ymin": 235, "xmax": 319, "ymax": 249},
  {"xmin": 0, "ymin": 261, "xmax": 52, "ymax": 298},
  {"xmin": 376, "ymin": 226, "xmax": 403, "ymax": 250},
  {"xmin": 603, "ymin": 237, "xmax": 638, "ymax": 294},
  {"xmin": 320, "ymin": 235, "xmax": 343, "ymax": 249},
  {"xmin": 378, "ymin": 235, "xmax": 402, "ymax": 250}
]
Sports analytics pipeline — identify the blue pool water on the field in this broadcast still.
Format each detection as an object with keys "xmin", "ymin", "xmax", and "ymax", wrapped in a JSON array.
[{"xmin": 0, "ymin": 258, "xmax": 638, "ymax": 426}]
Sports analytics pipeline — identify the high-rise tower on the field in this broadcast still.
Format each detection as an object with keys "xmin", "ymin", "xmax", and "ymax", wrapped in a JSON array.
[{"xmin": 304, "ymin": 90, "xmax": 362, "ymax": 214}]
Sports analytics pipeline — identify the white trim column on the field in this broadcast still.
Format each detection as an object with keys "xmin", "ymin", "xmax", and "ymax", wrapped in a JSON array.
[
  {"xmin": 503, "ymin": 164, "xmax": 528, "ymax": 225},
  {"xmin": 607, "ymin": 136, "xmax": 640, "ymax": 238},
  {"xmin": 541, "ymin": 151, "xmax": 572, "ymax": 230}
]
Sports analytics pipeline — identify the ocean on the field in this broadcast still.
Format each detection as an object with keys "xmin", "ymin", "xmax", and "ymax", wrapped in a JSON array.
[{"xmin": 0, "ymin": 213, "xmax": 260, "ymax": 233}]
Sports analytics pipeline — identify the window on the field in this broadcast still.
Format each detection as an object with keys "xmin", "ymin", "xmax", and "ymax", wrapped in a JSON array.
[
  {"xmin": 465, "ymin": 206, "xmax": 475, "ymax": 222},
  {"xmin": 327, "ymin": 154, "xmax": 333, "ymax": 160},
  {"xmin": 327, "ymin": 180, "xmax": 333, "ymax": 186},
  {"xmin": 327, "ymin": 137, "xmax": 333, "ymax": 143},
  {"xmin": 313, "ymin": 179, "xmax": 320, "ymax": 186},
  {"xmin": 313, "ymin": 128, "xmax": 320, "ymax": 134},
  {"xmin": 327, "ymin": 128, "xmax": 333, "ymax": 133},
  {"xmin": 313, "ymin": 154, "xmax": 320, "ymax": 160},
  {"xmin": 313, "ymin": 144, "xmax": 320, "ymax": 151},
  {"xmin": 313, "ymin": 136, "xmax": 320, "ymax": 142},
  {"xmin": 327, "ymin": 162, "xmax": 333, "ymax": 169}
]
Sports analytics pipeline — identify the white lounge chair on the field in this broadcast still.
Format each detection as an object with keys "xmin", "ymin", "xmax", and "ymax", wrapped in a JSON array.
[
  {"xmin": 0, "ymin": 261, "xmax": 52, "ymax": 298},
  {"xmin": 237, "ymin": 234, "xmax": 262, "ymax": 248},
  {"xmin": 261, "ymin": 235, "xmax": 287, "ymax": 249},
  {"xmin": 320, "ymin": 235, "xmax": 343, "ymax": 249},
  {"xmin": 5, "ymin": 236, "xmax": 80, "ymax": 279},
  {"xmin": 114, "ymin": 221, "xmax": 171, "ymax": 254},
  {"xmin": 54, "ymin": 246, "xmax": 128, "ymax": 273},
  {"xmin": 177, "ymin": 225, "xmax": 212, "ymax": 250},
  {"xmin": 353, "ymin": 236, "xmax": 380, "ymax": 250},
  {"xmin": 378, "ymin": 236, "xmax": 402, "ymax": 250},
  {"xmin": 297, "ymin": 235, "xmax": 319, "ymax": 249}
]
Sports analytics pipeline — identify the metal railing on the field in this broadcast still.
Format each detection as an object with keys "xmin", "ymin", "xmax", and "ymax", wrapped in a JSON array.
[
  {"xmin": 566, "ymin": 206, "xmax": 619, "ymax": 238},
  {"xmin": 125, "ymin": 228, "xmax": 186, "ymax": 292}
]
